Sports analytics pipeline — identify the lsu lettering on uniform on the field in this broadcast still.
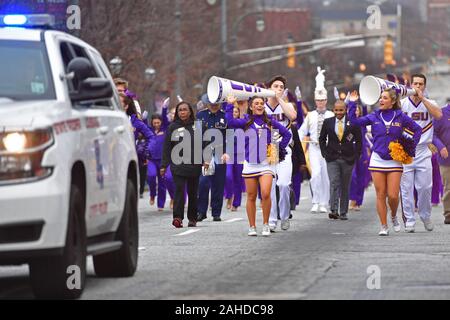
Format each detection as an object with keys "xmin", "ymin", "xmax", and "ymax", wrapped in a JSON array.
[
  {"xmin": 265, "ymin": 102, "xmax": 293, "ymax": 228},
  {"xmin": 400, "ymin": 97, "xmax": 438, "ymax": 228}
]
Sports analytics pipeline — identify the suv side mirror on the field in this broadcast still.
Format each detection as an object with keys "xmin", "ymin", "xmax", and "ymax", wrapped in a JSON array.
[
  {"xmin": 72, "ymin": 78, "xmax": 113, "ymax": 103},
  {"xmin": 67, "ymin": 57, "xmax": 113, "ymax": 103}
]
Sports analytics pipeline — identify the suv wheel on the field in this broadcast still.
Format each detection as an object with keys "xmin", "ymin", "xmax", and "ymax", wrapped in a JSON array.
[
  {"xmin": 93, "ymin": 179, "xmax": 138, "ymax": 277},
  {"xmin": 30, "ymin": 185, "xmax": 87, "ymax": 299}
]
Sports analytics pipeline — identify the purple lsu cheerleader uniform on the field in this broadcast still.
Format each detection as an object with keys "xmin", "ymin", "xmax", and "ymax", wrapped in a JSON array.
[
  {"xmin": 225, "ymin": 103, "xmax": 291, "ymax": 178},
  {"xmin": 147, "ymin": 107, "xmax": 175, "ymax": 208},
  {"xmin": 347, "ymin": 102, "xmax": 422, "ymax": 173}
]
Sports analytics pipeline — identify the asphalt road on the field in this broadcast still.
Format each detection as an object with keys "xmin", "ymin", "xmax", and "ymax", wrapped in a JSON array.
[{"xmin": 1, "ymin": 181, "xmax": 450, "ymax": 300}]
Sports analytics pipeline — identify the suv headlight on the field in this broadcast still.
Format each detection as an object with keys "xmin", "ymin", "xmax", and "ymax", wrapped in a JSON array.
[{"xmin": 0, "ymin": 128, "xmax": 54, "ymax": 185}]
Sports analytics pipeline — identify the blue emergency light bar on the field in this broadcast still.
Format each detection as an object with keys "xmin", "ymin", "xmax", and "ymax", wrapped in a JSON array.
[
  {"xmin": 0, "ymin": 14, "xmax": 55, "ymax": 28},
  {"xmin": 3, "ymin": 15, "xmax": 27, "ymax": 25}
]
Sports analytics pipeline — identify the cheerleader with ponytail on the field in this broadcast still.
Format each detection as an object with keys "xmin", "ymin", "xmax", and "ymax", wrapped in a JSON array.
[{"xmin": 225, "ymin": 95, "xmax": 291, "ymax": 237}]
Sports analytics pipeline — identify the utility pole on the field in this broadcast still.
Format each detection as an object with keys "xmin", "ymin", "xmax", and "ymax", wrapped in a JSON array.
[
  {"xmin": 397, "ymin": 4, "xmax": 402, "ymax": 62},
  {"xmin": 175, "ymin": 0, "xmax": 182, "ymax": 96},
  {"xmin": 221, "ymin": 0, "xmax": 227, "ymax": 74}
]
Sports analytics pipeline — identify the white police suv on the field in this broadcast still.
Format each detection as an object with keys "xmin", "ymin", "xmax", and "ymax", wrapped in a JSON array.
[{"xmin": 0, "ymin": 14, "xmax": 140, "ymax": 299}]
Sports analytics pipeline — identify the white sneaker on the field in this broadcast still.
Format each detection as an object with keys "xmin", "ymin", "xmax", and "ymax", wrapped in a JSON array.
[
  {"xmin": 405, "ymin": 225, "xmax": 415, "ymax": 233},
  {"xmin": 423, "ymin": 219, "xmax": 434, "ymax": 232},
  {"xmin": 261, "ymin": 224, "xmax": 271, "ymax": 236},
  {"xmin": 378, "ymin": 225, "xmax": 389, "ymax": 236},
  {"xmin": 392, "ymin": 216, "xmax": 401, "ymax": 232},
  {"xmin": 248, "ymin": 227, "xmax": 257, "ymax": 236},
  {"xmin": 311, "ymin": 204, "xmax": 319, "ymax": 213},
  {"xmin": 269, "ymin": 224, "xmax": 277, "ymax": 232},
  {"xmin": 319, "ymin": 205, "xmax": 328, "ymax": 213},
  {"xmin": 281, "ymin": 220, "xmax": 290, "ymax": 231}
]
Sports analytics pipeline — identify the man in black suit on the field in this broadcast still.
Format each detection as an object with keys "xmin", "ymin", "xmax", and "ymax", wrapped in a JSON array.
[{"xmin": 319, "ymin": 101, "xmax": 362, "ymax": 220}]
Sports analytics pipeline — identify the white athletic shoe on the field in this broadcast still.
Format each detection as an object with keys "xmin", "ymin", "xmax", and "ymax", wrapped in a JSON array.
[
  {"xmin": 319, "ymin": 205, "xmax": 328, "ymax": 213},
  {"xmin": 423, "ymin": 219, "xmax": 434, "ymax": 232},
  {"xmin": 281, "ymin": 220, "xmax": 290, "ymax": 231},
  {"xmin": 247, "ymin": 227, "xmax": 257, "ymax": 237},
  {"xmin": 392, "ymin": 216, "xmax": 401, "ymax": 232},
  {"xmin": 378, "ymin": 225, "xmax": 389, "ymax": 236},
  {"xmin": 311, "ymin": 204, "xmax": 319, "ymax": 213},
  {"xmin": 269, "ymin": 224, "xmax": 277, "ymax": 232},
  {"xmin": 404, "ymin": 225, "xmax": 415, "ymax": 233},
  {"xmin": 261, "ymin": 224, "xmax": 271, "ymax": 237}
]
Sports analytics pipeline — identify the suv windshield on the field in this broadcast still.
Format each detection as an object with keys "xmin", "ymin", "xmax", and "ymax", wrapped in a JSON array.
[{"xmin": 0, "ymin": 40, "xmax": 56, "ymax": 101}]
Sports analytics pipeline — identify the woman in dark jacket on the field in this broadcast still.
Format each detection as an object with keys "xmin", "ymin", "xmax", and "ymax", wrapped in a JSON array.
[{"xmin": 160, "ymin": 102, "xmax": 208, "ymax": 228}]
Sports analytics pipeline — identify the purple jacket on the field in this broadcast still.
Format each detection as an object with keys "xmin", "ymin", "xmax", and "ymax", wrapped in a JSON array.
[
  {"xmin": 148, "ymin": 132, "xmax": 165, "ymax": 160},
  {"xmin": 347, "ymin": 101, "xmax": 422, "ymax": 160},
  {"xmin": 360, "ymin": 125, "xmax": 370, "ymax": 163},
  {"xmin": 225, "ymin": 103, "xmax": 291, "ymax": 164},
  {"xmin": 147, "ymin": 106, "xmax": 171, "ymax": 160},
  {"xmin": 130, "ymin": 114, "xmax": 154, "ymax": 162},
  {"xmin": 433, "ymin": 104, "xmax": 450, "ymax": 166},
  {"xmin": 161, "ymin": 106, "xmax": 170, "ymax": 131}
]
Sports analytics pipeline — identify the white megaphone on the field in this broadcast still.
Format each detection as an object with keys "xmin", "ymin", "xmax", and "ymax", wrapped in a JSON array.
[
  {"xmin": 207, "ymin": 76, "xmax": 276, "ymax": 104},
  {"xmin": 359, "ymin": 75, "xmax": 416, "ymax": 106}
]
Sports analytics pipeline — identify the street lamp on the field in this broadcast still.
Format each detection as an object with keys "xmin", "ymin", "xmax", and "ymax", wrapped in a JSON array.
[
  {"xmin": 109, "ymin": 56, "xmax": 122, "ymax": 76},
  {"xmin": 145, "ymin": 67, "xmax": 156, "ymax": 81},
  {"xmin": 231, "ymin": 11, "xmax": 266, "ymax": 51},
  {"xmin": 144, "ymin": 67, "xmax": 157, "ymax": 114},
  {"xmin": 256, "ymin": 15, "xmax": 265, "ymax": 32}
]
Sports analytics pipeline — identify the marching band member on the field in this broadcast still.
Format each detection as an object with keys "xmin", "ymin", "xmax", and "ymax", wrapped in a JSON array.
[{"xmin": 298, "ymin": 67, "xmax": 334, "ymax": 214}]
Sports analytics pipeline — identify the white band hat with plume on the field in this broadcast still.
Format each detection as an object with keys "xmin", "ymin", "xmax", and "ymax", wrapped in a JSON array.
[{"xmin": 314, "ymin": 66, "xmax": 328, "ymax": 100}]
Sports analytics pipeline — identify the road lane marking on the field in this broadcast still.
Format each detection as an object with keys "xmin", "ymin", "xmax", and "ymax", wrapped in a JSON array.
[
  {"xmin": 175, "ymin": 229, "xmax": 201, "ymax": 236},
  {"xmin": 169, "ymin": 292, "xmax": 307, "ymax": 299},
  {"xmin": 225, "ymin": 218, "xmax": 244, "ymax": 223}
]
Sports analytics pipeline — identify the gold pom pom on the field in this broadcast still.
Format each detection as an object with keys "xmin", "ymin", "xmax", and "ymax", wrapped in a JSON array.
[
  {"xmin": 389, "ymin": 141, "xmax": 413, "ymax": 165},
  {"xmin": 267, "ymin": 143, "xmax": 279, "ymax": 165}
]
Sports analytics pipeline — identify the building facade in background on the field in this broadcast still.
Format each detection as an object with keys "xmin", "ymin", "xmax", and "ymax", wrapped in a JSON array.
[{"xmin": 427, "ymin": 0, "xmax": 450, "ymax": 57}]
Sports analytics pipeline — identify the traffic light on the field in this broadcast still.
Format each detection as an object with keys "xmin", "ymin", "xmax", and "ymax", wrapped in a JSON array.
[
  {"xmin": 287, "ymin": 44, "xmax": 296, "ymax": 68},
  {"xmin": 384, "ymin": 38, "xmax": 395, "ymax": 66}
]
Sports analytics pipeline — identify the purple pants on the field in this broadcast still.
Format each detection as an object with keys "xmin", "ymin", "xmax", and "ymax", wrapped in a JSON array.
[
  {"xmin": 432, "ymin": 153, "xmax": 444, "ymax": 205},
  {"xmin": 291, "ymin": 173, "xmax": 302, "ymax": 205},
  {"xmin": 349, "ymin": 157, "xmax": 369, "ymax": 206},
  {"xmin": 147, "ymin": 160, "xmax": 175, "ymax": 208},
  {"xmin": 224, "ymin": 163, "xmax": 243, "ymax": 207}
]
